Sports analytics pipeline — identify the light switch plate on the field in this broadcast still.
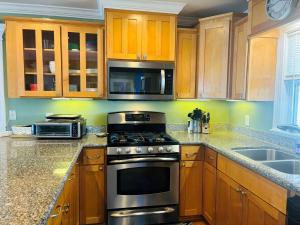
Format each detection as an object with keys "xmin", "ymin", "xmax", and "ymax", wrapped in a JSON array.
[
  {"xmin": 9, "ymin": 110, "xmax": 16, "ymax": 121},
  {"xmin": 245, "ymin": 115, "xmax": 250, "ymax": 127}
]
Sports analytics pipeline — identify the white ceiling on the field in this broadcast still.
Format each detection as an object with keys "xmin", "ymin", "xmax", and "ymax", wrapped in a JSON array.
[{"xmin": 0, "ymin": 0, "xmax": 248, "ymax": 17}]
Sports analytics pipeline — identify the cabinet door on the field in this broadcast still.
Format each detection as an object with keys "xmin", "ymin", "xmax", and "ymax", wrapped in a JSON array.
[
  {"xmin": 198, "ymin": 19, "xmax": 230, "ymax": 99},
  {"xmin": 142, "ymin": 14, "xmax": 176, "ymax": 61},
  {"xmin": 69, "ymin": 164, "xmax": 79, "ymax": 225},
  {"xmin": 15, "ymin": 22, "xmax": 62, "ymax": 97},
  {"xmin": 80, "ymin": 164, "xmax": 105, "ymax": 224},
  {"xmin": 203, "ymin": 162, "xmax": 217, "ymax": 225},
  {"xmin": 106, "ymin": 11, "xmax": 142, "ymax": 60},
  {"xmin": 243, "ymin": 191, "xmax": 286, "ymax": 225},
  {"xmin": 216, "ymin": 171, "xmax": 243, "ymax": 225},
  {"xmin": 231, "ymin": 18, "xmax": 248, "ymax": 100},
  {"xmin": 47, "ymin": 192, "xmax": 65, "ymax": 225},
  {"xmin": 62, "ymin": 25, "xmax": 104, "ymax": 98},
  {"xmin": 180, "ymin": 161, "xmax": 203, "ymax": 217},
  {"xmin": 247, "ymin": 36, "xmax": 278, "ymax": 101},
  {"xmin": 176, "ymin": 29, "xmax": 197, "ymax": 99}
]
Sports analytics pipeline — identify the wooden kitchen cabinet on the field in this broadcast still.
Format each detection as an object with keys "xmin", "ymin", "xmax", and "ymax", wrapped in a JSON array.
[
  {"xmin": 106, "ymin": 9, "xmax": 176, "ymax": 61},
  {"xmin": 80, "ymin": 148, "xmax": 105, "ymax": 224},
  {"xmin": 180, "ymin": 160, "xmax": 203, "ymax": 217},
  {"xmin": 203, "ymin": 162, "xmax": 217, "ymax": 225},
  {"xmin": 197, "ymin": 13, "xmax": 245, "ymax": 99},
  {"xmin": 216, "ymin": 171, "xmax": 286, "ymax": 225},
  {"xmin": 142, "ymin": 14, "xmax": 176, "ymax": 61},
  {"xmin": 5, "ymin": 17, "xmax": 104, "ymax": 99},
  {"xmin": 231, "ymin": 17, "xmax": 248, "ymax": 100},
  {"xmin": 216, "ymin": 171, "xmax": 243, "ymax": 225},
  {"xmin": 176, "ymin": 28, "xmax": 197, "ymax": 99},
  {"xmin": 6, "ymin": 20, "xmax": 62, "ymax": 98},
  {"xmin": 106, "ymin": 10, "xmax": 142, "ymax": 60},
  {"xmin": 61, "ymin": 25, "xmax": 105, "ymax": 98},
  {"xmin": 247, "ymin": 30, "xmax": 279, "ymax": 101}
]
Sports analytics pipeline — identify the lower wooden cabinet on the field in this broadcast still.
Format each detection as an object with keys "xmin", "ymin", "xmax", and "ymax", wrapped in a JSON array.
[
  {"xmin": 180, "ymin": 160, "xmax": 203, "ymax": 217},
  {"xmin": 80, "ymin": 164, "xmax": 105, "ymax": 224},
  {"xmin": 216, "ymin": 171, "xmax": 286, "ymax": 225},
  {"xmin": 203, "ymin": 162, "xmax": 217, "ymax": 225},
  {"xmin": 216, "ymin": 171, "xmax": 243, "ymax": 225}
]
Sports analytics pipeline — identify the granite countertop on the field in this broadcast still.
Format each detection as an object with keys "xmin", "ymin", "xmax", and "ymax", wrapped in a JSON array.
[
  {"xmin": 0, "ymin": 130, "xmax": 299, "ymax": 225},
  {"xmin": 0, "ymin": 134, "xmax": 106, "ymax": 225}
]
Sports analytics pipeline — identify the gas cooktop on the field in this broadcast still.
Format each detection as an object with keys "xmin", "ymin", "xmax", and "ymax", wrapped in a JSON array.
[{"xmin": 108, "ymin": 132, "xmax": 179, "ymax": 147}]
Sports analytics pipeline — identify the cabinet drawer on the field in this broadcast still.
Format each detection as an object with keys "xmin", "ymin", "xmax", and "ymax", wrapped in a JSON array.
[
  {"xmin": 204, "ymin": 147, "xmax": 217, "ymax": 168},
  {"xmin": 181, "ymin": 145, "xmax": 204, "ymax": 161},
  {"xmin": 83, "ymin": 148, "xmax": 105, "ymax": 165}
]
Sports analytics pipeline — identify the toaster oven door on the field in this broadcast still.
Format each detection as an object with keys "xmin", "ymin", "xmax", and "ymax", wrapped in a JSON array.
[{"xmin": 33, "ymin": 123, "xmax": 73, "ymax": 138}]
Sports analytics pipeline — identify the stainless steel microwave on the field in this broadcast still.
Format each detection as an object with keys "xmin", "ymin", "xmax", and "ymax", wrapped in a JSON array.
[{"xmin": 107, "ymin": 61, "xmax": 175, "ymax": 100}]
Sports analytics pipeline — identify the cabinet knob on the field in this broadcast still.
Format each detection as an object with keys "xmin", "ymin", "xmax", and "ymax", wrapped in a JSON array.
[
  {"xmin": 137, "ymin": 54, "xmax": 141, "ymax": 60},
  {"xmin": 50, "ymin": 205, "xmax": 62, "ymax": 218},
  {"xmin": 235, "ymin": 188, "xmax": 241, "ymax": 193},
  {"xmin": 62, "ymin": 203, "xmax": 70, "ymax": 214},
  {"xmin": 143, "ymin": 54, "xmax": 147, "ymax": 60},
  {"xmin": 181, "ymin": 162, "xmax": 185, "ymax": 167},
  {"xmin": 99, "ymin": 166, "xmax": 103, "ymax": 171},
  {"xmin": 241, "ymin": 191, "xmax": 247, "ymax": 196}
]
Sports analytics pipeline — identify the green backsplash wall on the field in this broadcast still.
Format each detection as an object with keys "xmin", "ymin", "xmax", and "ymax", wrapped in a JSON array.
[
  {"xmin": 6, "ymin": 99, "xmax": 230, "ymax": 126},
  {"xmin": 229, "ymin": 101, "xmax": 274, "ymax": 130}
]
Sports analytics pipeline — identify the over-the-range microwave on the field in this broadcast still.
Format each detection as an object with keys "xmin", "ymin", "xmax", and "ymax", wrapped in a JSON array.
[{"xmin": 107, "ymin": 60, "xmax": 175, "ymax": 100}]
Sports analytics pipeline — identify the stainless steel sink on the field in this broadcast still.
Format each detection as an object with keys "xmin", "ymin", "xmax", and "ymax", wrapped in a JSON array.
[
  {"xmin": 233, "ymin": 149, "xmax": 296, "ymax": 161},
  {"xmin": 261, "ymin": 160, "xmax": 300, "ymax": 175}
]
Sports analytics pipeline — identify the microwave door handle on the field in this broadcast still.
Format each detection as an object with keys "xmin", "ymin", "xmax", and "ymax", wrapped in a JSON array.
[
  {"xmin": 111, "ymin": 207, "xmax": 175, "ymax": 218},
  {"xmin": 141, "ymin": 76, "xmax": 145, "ymax": 93},
  {"xmin": 160, "ymin": 69, "xmax": 166, "ymax": 94},
  {"xmin": 109, "ymin": 157, "xmax": 178, "ymax": 164}
]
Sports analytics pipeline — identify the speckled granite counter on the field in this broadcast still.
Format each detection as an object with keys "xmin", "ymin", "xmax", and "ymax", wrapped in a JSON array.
[
  {"xmin": 0, "ymin": 130, "xmax": 299, "ymax": 225},
  {"xmin": 170, "ymin": 130, "xmax": 300, "ymax": 194},
  {"xmin": 0, "ymin": 134, "xmax": 106, "ymax": 225}
]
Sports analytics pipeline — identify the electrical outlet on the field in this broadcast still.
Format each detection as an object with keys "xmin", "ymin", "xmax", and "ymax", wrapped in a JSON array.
[
  {"xmin": 9, "ymin": 110, "xmax": 16, "ymax": 121},
  {"xmin": 245, "ymin": 115, "xmax": 250, "ymax": 127}
]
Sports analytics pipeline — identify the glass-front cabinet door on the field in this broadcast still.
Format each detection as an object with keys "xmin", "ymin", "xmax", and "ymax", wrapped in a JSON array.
[
  {"xmin": 17, "ymin": 23, "xmax": 62, "ymax": 97},
  {"xmin": 62, "ymin": 25, "xmax": 104, "ymax": 98}
]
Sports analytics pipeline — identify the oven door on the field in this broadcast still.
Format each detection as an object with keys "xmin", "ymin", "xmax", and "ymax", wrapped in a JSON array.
[{"xmin": 107, "ymin": 159, "xmax": 179, "ymax": 209}]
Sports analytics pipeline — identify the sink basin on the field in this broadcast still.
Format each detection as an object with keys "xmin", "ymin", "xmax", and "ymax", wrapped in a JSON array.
[
  {"xmin": 262, "ymin": 160, "xmax": 300, "ymax": 175},
  {"xmin": 233, "ymin": 149, "xmax": 296, "ymax": 161}
]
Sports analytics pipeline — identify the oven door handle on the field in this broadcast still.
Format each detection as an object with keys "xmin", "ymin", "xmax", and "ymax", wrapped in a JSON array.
[
  {"xmin": 109, "ymin": 157, "xmax": 178, "ymax": 164},
  {"xmin": 110, "ymin": 207, "xmax": 175, "ymax": 218}
]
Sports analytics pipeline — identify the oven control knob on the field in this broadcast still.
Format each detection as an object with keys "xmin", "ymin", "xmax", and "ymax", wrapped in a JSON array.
[
  {"xmin": 148, "ymin": 147, "xmax": 154, "ymax": 153},
  {"xmin": 116, "ymin": 148, "xmax": 122, "ymax": 154},
  {"xmin": 166, "ymin": 146, "xmax": 172, "ymax": 152},
  {"xmin": 136, "ymin": 147, "xmax": 142, "ymax": 153},
  {"xmin": 158, "ymin": 146, "xmax": 164, "ymax": 152},
  {"xmin": 125, "ymin": 148, "xmax": 131, "ymax": 154}
]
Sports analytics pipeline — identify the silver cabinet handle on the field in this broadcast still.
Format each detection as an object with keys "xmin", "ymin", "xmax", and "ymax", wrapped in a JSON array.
[
  {"xmin": 111, "ymin": 207, "xmax": 175, "ymax": 218},
  {"xmin": 241, "ymin": 191, "xmax": 247, "ymax": 196},
  {"xmin": 110, "ymin": 157, "xmax": 177, "ymax": 164},
  {"xmin": 50, "ymin": 205, "xmax": 62, "ymax": 218},
  {"xmin": 137, "ymin": 54, "xmax": 141, "ymax": 60},
  {"xmin": 185, "ymin": 153, "xmax": 198, "ymax": 158},
  {"xmin": 86, "ymin": 155, "xmax": 101, "ymax": 160},
  {"xmin": 143, "ymin": 54, "xmax": 148, "ymax": 60},
  {"xmin": 160, "ymin": 69, "xmax": 166, "ymax": 94},
  {"xmin": 235, "ymin": 188, "xmax": 242, "ymax": 193}
]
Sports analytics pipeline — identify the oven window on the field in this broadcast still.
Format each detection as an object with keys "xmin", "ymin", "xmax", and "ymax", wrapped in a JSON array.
[
  {"xmin": 117, "ymin": 167, "xmax": 170, "ymax": 195},
  {"xmin": 37, "ymin": 125, "xmax": 71, "ymax": 136}
]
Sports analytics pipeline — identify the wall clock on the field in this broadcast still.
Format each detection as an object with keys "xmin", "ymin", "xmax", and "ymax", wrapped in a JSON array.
[{"xmin": 266, "ymin": 0, "xmax": 299, "ymax": 21}]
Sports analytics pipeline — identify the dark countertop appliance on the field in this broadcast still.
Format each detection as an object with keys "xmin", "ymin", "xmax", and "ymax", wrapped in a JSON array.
[{"xmin": 106, "ymin": 111, "xmax": 180, "ymax": 225}]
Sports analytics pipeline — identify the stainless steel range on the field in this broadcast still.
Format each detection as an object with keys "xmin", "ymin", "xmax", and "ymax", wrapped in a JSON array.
[{"xmin": 107, "ymin": 111, "xmax": 180, "ymax": 225}]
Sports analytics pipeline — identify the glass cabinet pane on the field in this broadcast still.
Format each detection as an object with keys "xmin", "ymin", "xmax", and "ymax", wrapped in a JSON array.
[
  {"xmin": 23, "ymin": 30, "xmax": 37, "ymax": 91},
  {"xmin": 86, "ymin": 33, "xmax": 98, "ymax": 92},
  {"xmin": 68, "ymin": 32, "xmax": 81, "ymax": 92},
  {"xmin": 42, "ymin": 31, "xmax": 56, "ymax": 91}
]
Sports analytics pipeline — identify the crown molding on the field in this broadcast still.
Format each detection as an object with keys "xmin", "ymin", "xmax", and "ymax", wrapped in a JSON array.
[
  {"xmin": 101, "ymin": 0, "xmax": 186, "ymax": 15},
  {"xmin": 0, "ymin": 2, "xmax": 102, "ymax": 20}
]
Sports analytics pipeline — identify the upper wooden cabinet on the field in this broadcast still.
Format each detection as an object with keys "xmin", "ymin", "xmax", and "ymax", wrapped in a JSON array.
[
  {"xmin": 5, "ymin": 17, "xmax": 104, "ymax": 98},
  {"xmin": 6, "ymin": 21, "xmax": 62, "ymax": 98},
  {"xmin": 247, "ymin": 30, "xmax": 279, "ymax": 101},
  {"xmin": 231, "ymin": 17, "xmax": 248, "ymax": 100},
  {"xmin": 106, "ymin": 9, "xmax": 176, "ymax": 61},
  {"xmin": 61, "ymin": 25, "xmax": 104, "ymax": 98},
  {"xmin": 197, "ymin": 13, "xmax": 245, "ymax": 99},
  {"xmin": 176, "ymin": 28, "xmax": 197, "ymax": 99},
  {"xmin": 106, "ymin": 11, "xmax": 142, "ymax": 60}
]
